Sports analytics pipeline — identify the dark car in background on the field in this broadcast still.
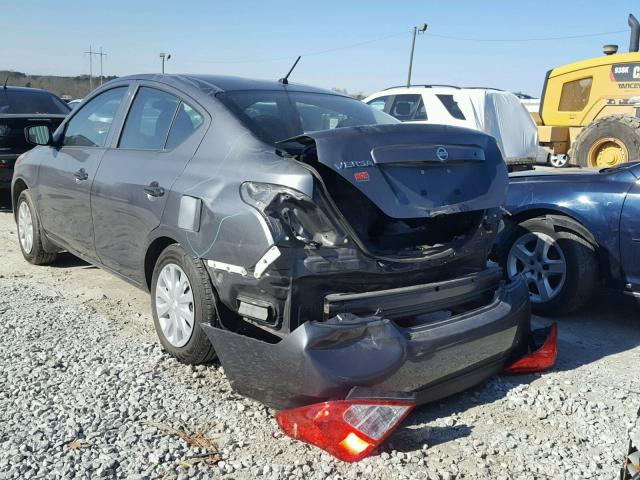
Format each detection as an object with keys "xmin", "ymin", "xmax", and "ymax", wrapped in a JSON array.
[
  {"xmin": 0, "ymin": 86, "xmax": 70, "ymax": 189},
  {"xmin": 11, "ymin": 74, "xmax": 553, "ymax": 461},
  {"xmin": 493, "ymin": 163, "xmax": 640, "ymax": 315}
]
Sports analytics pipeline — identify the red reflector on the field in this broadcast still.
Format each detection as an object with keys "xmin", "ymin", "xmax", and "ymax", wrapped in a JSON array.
[
  {"xmin": 503, "ymin": 323, "xmax": 558, "ymax": 374},
  {"xmin": 275, "ymin": 399, "xmax": 414, "ymax": 462},
  {"xmin": 354, "ymin": 171, "xmax": 369, "ymax": 182}
]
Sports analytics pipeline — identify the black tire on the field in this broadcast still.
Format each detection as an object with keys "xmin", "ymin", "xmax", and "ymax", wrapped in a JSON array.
[
  {"xmin": 15, "ymin": 190, "xmax": 57, "ymax": 265},
  {"xmin": 496, "ymin": 216, "xmax": 597, "ymax": 316},
  {"xmin": 569, "ymin": 115, "xmax": 640, "ymax": 168},
  {"xmin": 150, "ymin": 244, "xmax": 217, "ymax": 364}
]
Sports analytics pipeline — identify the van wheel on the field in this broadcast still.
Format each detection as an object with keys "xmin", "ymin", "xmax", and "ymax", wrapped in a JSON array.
[
  {"xmin": 16, "ymin": 190, "xmax": 57, "ymax": 265},
  {"xmin": 570, "ymin": 115, "xmax": 640, "ymax": 168},
  {"xmin": 497, "ymin": 217, "xmax": 597, "ymax": 316},
  {"xmin": 151, "ymin": 244, "xmax": 217, "ymax": 364}
]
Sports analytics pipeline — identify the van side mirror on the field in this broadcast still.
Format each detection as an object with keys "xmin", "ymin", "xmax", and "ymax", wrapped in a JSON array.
[{"xmin": 25, "ymin": 125, "xmax": 52, "ymax": 146}]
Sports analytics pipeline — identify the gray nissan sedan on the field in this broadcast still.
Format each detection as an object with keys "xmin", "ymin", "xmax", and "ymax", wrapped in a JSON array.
[{"xmin": 11, "ymin": 74, "xmax": 538, "ymax": 412}]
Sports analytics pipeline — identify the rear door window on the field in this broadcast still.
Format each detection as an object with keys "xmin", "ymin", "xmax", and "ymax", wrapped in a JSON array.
[
  {"xmin": 388, "ymin": 94, "xmax": 427, "ymax": 121},
  {"xmin": 165, "ymin": 102, "xmax": 204, "ymax": 149},
  {"xmin": 119, "ymin": 87, "xmax": 180, "ymax": 150},
  {"xmin": 63, "ymin": 87, "xmax": 127, "ymax": 147},
  {"xmin": 436, "ymin": 94, "xmax": 466, "ymax": 120}
]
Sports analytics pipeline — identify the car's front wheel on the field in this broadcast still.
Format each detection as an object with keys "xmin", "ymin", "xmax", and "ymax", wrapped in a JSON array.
[
  {"xmin": 16, "ymin": 190, "xmax": 57, "ymax": 265},
  {"xmin": 150, "ymin": 244, "xmax": 217, "ymax": 364},
  {"xmin": 497, "ymin": 217, "xmax": 597, "ymax": 316}
]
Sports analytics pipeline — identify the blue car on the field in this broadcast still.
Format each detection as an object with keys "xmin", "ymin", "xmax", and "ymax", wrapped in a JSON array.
[{"xmin": 493, "ymin": 163, "xmax": 640, "ymax": 315}]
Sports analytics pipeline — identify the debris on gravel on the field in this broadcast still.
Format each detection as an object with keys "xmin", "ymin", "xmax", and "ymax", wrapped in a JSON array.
[{"xmin": 0, "ymin": 279, "xmax": 638, "ymax": 480}]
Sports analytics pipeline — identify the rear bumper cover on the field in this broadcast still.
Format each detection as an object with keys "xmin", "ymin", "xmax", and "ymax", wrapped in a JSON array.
[{"xmin": 202, "ymin": 269, "xmax": 531, "ymax": 410}]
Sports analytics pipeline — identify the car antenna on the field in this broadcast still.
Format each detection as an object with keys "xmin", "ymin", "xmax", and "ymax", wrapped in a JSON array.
[
  {"xmin": 3, "ymin": 76, "xmax": 8, "ymax": 89},
  {"xmin": 279, "ymin": 56, "xmax": 301, "ymax": 85}
]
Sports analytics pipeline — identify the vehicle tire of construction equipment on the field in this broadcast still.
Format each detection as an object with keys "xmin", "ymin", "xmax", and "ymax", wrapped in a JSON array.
[
  {"xmin": 151, "ymin": 244, "xmax": 217, "ymax": 365},
  {"xmin": 497, "ymin": 217, "xmax": 597, "ymax": 316},
  {"xmin": 15, "ymin": 190, "xmax": 57, "ymax": 265},
  {"xmin": 569, "ymin": 115, "xmax": 640, "ymax": 168}
]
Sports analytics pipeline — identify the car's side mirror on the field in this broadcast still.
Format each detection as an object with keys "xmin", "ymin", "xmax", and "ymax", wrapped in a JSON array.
[{"xmin": 25, "ymin": 125, "xmax": 53, "ymax": 146}]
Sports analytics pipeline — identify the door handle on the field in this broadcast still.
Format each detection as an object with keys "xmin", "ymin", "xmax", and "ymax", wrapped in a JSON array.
[
  {"xmin": 74, "ymin": 168, "xmax": 88, "ymax": 182},
  {"xmin": 144, "ymin": 182, "xmax": 165, "ymax": 198}
]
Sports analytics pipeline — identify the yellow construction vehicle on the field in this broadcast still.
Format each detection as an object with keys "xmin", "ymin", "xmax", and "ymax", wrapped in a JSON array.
[{"xmin": 538, "ymin": 13, "xmax": 640, "ymax": 167}]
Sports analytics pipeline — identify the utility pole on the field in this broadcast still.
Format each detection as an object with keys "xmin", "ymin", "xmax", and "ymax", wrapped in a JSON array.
[
  {"xmin": 85, "ymin": 45, "xmax": 94, "ymax": 91},
  {"xmin": 407, "ymin": 22, "xmax": 428, "ymax": 87},
  {"xmin": 85, "ymin": 46, "xmax": 107, "ymax": 90},
  {"xmin": 98, "ymin": 47, "xmax": 106, "ymax": 85}
]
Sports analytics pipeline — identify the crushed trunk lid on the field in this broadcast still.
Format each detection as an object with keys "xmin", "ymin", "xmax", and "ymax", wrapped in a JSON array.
[{"xmin": 278, "ymin": 124, "xmax": 508, "ymax": 219}]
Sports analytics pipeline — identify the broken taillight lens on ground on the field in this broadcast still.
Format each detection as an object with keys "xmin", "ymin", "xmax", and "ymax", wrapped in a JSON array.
[
  {"xmin": 503, "ymin": 323, "xmax": 558, "ymax": 374},
  {"xmin": 275, "ymin": 398, "xmax": 415, "ymax": 462},
  {"xmin": 272, "ymin": 323, "xmax": 558, "ymax": 462}
]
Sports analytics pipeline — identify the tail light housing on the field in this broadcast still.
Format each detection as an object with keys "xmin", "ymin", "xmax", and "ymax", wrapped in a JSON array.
[
  {"xmin": 275, "ymin": 397, "xmax": 415, "ymax": 462},
  {"xmin": 240, "ymin": 182, "xmax": 347, "ymax": 247},
  {"xmin": 503, "ymin": 322, "xmax": 558, "ymax": 374}
]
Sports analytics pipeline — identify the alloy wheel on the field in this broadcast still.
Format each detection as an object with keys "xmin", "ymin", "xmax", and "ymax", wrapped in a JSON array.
[
  {"xmin": 507, "ymin": 232, "xmax": 567, "ymax": 303},
  {"xmin": 155, "ymin": 263, "xmax": 195, "ymax": 348},
  {"xmin": 17, "ymin": 201, "xmax": 34, "ymax": 254}
]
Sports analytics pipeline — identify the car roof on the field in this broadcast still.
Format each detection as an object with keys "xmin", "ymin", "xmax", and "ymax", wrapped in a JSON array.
[
  {"xmin": 115, "ymin": 74, "xmax": 344, "ymax": 96},
  {"xmin": 1, "ymin": 85, "xmax": 61, "ymax": 95}
]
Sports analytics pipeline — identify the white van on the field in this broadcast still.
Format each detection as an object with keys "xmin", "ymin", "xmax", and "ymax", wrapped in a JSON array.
[{"xmin": 364, "ymin": 85, "xmax": 542, "ymax": 166}]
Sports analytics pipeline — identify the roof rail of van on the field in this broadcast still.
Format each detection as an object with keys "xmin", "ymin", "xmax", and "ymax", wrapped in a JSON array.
[
  {"xmin": 382, "ymin": 84, "xmax": 462, "ymax": 90},
  {"xmin": 464, "ymin": 86, "xmax": 505, "ymax": 91}
]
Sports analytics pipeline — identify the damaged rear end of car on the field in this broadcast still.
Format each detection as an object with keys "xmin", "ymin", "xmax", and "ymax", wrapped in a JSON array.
[{"xmin": 199, "ymin": 123, "xmax": 537, "ymax": 413}]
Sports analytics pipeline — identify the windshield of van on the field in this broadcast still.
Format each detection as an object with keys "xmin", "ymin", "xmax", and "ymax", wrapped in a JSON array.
[{"xmin": 217, "ymin": 90, "xmax": 398, "ymax": 145}]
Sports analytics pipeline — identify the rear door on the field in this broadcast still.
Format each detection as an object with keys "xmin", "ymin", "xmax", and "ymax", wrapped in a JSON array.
[
  {"xmin": 91, "ymin": 83, "xmax": 207, "ymax": 283},
  {"xmin": 37, "ymin": 85, "xmax": 130, "ymax": 258}
]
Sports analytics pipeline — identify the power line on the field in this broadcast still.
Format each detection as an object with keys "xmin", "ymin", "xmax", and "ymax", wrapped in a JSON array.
[
  {"xmin": 186, "ymin": 31, "xmax": 409, "ymax": 65},
  {"xmin": 425, "ymin": 29, "xmax": 629, "ymax": 42},
  {"xmin": 181, "ymin": 28, "xmax": 630, "ymax": 66}
]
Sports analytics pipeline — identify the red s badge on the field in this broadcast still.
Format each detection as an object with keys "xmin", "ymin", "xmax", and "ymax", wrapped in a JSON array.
[{"xmin": 354, "ymin": 171, "xmax": 369, "ymax": 182}]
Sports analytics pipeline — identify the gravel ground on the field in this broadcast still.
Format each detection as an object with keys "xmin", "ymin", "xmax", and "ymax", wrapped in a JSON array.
[{"xmin": 0, "ymin": 194, "xmax": 639, "ymax": 479}]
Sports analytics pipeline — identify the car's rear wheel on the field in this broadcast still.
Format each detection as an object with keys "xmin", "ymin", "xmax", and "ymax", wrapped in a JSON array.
[
  {"xmin": 16, "ymin": 190, "xmax": 57, "ymax": 265},
  {"xmin": 150, "ymin": 244, "xmax": 217, "ymax": 364},
  {"xmin": 497, "ymin": 217, "xmax": 597, "ymax": 316}
]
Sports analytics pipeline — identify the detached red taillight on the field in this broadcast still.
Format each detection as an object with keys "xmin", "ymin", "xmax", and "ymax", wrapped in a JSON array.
[
  {"xmin": 503, "ymin": 322, "xmax": 558, "ymax": 374},
  {"xmin": 275, "ymin": 399, "xmax": 415, "ymax": 462}
]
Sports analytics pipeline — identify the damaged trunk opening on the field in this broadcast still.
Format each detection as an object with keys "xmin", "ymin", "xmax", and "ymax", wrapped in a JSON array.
[
  {"xmin": 277, "ymin": 124, "xmax": 508, "ymax": 261},
  {"xmin": 310, "ymin": 159, "xmax": 486, "ymax": 258}
]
